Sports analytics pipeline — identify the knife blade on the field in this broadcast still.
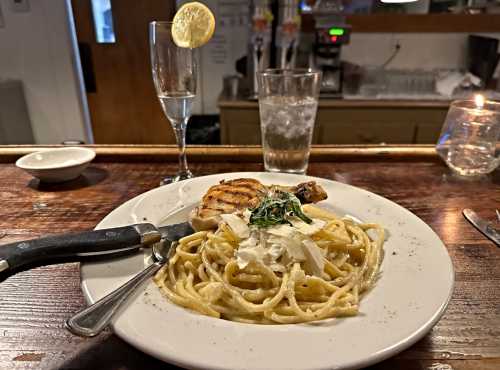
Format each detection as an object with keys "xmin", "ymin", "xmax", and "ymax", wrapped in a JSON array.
[
  {"xmin": 463, "ymin": 209, "xmax": 500, "ymax": 247},
  {"xmin": 0, "ymin": 222, "xmax": 194, "ymax": 276}
]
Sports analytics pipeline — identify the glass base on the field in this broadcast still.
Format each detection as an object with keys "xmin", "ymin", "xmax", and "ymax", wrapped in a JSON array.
[
  {"xmin": 446, "ymin": 164, "xmax": 497, "ymax": 177},
  {"xmin": 265, "ymin": 167, "xmax": 307, "ymax": 176},
  {"xmin": 160, "ymin": 170, "xmax": 194, "ymax": 186}
]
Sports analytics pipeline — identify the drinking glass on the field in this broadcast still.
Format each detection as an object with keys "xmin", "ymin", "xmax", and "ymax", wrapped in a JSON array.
[
  {"xmin": 149, "ymin": 21, "xmax": 195, "ymax": 184},
  {"xmin": 257, "ymin": 69, "xmax": 321, "ymax": 174},
  {"xmin": 436, "ymin": 98, "xmax": 500, "ymax": 176}
]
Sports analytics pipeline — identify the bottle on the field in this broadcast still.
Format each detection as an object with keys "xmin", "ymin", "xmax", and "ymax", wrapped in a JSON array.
[
  {"xmin": 247, "ymin": 0, "xmax": 273, "ymax": 98},
  {"xmin": 276, "ymin": 0, "xmax": 301, "ymax": 69}
]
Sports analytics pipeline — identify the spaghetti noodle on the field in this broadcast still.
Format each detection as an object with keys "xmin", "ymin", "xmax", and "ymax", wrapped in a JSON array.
[{"xmin": 153, "ymin": 204, "xmax": 384, "ymax": 324}]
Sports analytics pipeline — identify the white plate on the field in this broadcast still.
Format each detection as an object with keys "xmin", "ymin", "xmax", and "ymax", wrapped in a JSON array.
[{"xmin": 81, "ymin": 172, "xmax": 454, "ymax": 370}]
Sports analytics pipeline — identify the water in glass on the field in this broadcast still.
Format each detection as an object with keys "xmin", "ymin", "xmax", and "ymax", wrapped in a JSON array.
[
  {"xmin": 260, "ymin": 96, "xmax": 318, "ymax": 173},
  {"xmin": 436, "ymin": 98, "xmax": 500, "ymax": 176},
  {"xmin": 258, "ymin": 69, "xmax": 321, "ymax": 175},
  {"xmin": 445, "ymin": 142, "xmax": 497, "ymax": 176}
]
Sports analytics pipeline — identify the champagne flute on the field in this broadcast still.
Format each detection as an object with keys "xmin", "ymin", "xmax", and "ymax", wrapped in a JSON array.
[{"xmin": 149, "ymin": 21, "xmax": 195, "ymax": 185}]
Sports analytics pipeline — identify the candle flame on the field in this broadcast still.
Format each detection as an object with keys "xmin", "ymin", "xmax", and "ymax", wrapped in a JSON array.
[{"xmin": 474, "ymin": 94, "xmax": 485, "ymax": 109}]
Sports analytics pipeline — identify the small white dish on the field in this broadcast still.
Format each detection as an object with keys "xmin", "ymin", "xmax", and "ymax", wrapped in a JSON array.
[{"xmin": 16, "ymin": 147, "xmax": 96, "ymax": 183}]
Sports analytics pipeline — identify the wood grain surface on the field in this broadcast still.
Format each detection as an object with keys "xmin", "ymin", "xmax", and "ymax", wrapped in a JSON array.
[{"xmin": 0, "ymin": 147, "xmax": 499, "ymax": 370}]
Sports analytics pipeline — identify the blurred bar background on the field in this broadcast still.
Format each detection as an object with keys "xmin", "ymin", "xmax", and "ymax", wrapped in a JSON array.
[{"xmin": 0, "ymin": 0, "xmax": 499, "ymax": 145}]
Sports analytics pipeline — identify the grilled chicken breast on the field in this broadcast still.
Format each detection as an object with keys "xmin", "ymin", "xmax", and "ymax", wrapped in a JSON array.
[{"xmin": 189, "ymin": 178, "xmax": 327, "ymax": 231}]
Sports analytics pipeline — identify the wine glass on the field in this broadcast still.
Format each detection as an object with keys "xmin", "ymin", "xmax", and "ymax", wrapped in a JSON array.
[{"xmin": 149, "ymin": 21, "xmax": 195, "ymax": 184}]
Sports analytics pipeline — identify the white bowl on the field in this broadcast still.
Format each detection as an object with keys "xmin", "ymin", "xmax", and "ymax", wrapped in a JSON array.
[{"xmin": 16, "ymin": 147, "xmax": 96, "ymax": 183}]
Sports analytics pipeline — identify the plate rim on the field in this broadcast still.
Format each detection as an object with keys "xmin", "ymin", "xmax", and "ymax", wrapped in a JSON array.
[{"xmin": 81, "ymin": 172, "xmax": 455, "ymax": 370}]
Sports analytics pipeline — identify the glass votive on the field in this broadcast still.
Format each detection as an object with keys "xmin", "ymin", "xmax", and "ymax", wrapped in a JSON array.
[{"xmin": 436, "ymin": 96, "xmax": 500, "ymax": 176}]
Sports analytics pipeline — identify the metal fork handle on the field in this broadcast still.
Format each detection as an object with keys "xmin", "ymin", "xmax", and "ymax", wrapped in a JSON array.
[{"xmin": 66, "ymin": 261, "xmax": 163, "ymax": 337}]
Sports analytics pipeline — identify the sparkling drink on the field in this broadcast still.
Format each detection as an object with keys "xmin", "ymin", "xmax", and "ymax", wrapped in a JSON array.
[
  {"xmin": 150, "ymin": 20, "xmax": 201, "ymax": 184},
  {"xmin": 158, "ymin": 93, "xmax": 195, "ymax": 125},
  {"xmin": 259, "ymin": 96, "xmax": 318, "ymax": 173}
]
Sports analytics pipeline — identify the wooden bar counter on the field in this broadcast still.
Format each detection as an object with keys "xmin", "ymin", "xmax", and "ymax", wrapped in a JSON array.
[{"xmin": 0, "ymin": 145, "xmax": 498, "ymax": 370}]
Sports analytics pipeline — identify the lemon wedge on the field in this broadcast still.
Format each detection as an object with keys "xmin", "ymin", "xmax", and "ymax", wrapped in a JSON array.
[{"xmin": 172, "ymin": 2, "xmax": 215, "ymax": 48}]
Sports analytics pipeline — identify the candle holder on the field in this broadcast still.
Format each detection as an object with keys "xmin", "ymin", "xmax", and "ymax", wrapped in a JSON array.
[{"xmin": 436, "ymin": 96, "xmax": 500, "ymax": 176}]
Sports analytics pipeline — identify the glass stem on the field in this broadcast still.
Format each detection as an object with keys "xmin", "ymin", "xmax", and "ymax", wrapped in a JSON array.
[{"xmin": 172, "ymin": 119, "xmax": 190, "ymax": 176}]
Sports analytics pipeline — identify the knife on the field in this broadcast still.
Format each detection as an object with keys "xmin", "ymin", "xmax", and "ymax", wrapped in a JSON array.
[
  {"xmin": 0, "ymin": 222, "xmax": 193, "ymax": 275},
  {"xmin": 463, "ymin": 209, "xmax": 500, "ymax": 247}
]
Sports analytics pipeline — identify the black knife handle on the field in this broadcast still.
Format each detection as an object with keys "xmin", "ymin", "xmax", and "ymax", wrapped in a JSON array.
[{"xmin": 0, "ymin": 223, "xmax": 161, "ymax": 273}]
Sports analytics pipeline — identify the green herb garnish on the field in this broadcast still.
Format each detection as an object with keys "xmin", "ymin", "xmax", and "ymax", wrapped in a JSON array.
[{"xmin": 249, "ymin": 191, "xmax": 312, "ymax": 228}]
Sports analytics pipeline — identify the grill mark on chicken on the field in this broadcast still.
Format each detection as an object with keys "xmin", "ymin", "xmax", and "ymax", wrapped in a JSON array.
[
  {"xmin": 203, "ymin": 189, "xmax": 258, "ymax": 207},
  {"xmin": 200, "ymin": 180, "xmax": 265, "ymax": 214},
  {"xmin": 203, "ymin": 187, "xmax": 257, "ymax": 202}
]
